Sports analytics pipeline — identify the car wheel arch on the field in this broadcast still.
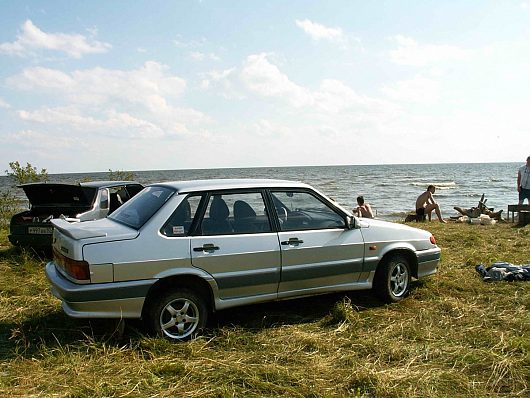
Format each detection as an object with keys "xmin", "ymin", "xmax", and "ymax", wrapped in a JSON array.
[
  {"xmin": 373, "ymin": 250, "xmax": 416, "ymax": 303},
  {"xmin": 142, "ymin": 274, "xmax": 214, "ymax": 319},
  {"xmin": 377, "ymin": 248, "xmax": 418, "ymax": 279}
]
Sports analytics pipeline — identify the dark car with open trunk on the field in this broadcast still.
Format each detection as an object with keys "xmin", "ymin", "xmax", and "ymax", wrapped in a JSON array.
[{"xmin": 8, "ymin": 181, "xmax": 143, "ymax": 249}]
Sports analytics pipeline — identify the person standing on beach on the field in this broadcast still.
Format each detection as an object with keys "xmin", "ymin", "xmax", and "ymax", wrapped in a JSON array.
[
  {"xmin": 517, "ymin": 155, "xmax": 530, "ymax": 205},
  {"xmin": 415, "ymin": 185, "xmax": 447, "ymax": 223},
  {"xmin": 353, "ymin": 196, "xmax": 374, "ymax": 218}
]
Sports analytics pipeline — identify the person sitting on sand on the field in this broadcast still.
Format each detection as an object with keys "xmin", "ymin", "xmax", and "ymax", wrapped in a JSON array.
[
  {"xmin": 415, "ymin": 185, "xmax": 446, "ymax": 223},
  {"xmin": 353, "ymin": 196, "xmax": 374, "ymax": 218}
]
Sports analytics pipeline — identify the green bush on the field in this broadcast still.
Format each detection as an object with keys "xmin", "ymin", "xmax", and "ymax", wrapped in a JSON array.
[
  {"xmin": 107, "ymin": 169, "xmax": 135, "ymax": 181},
  {"xmin": 6, "ymin": 161, "xmax": 49, "ymax": 184},
  {"xmin": 0, "ymin": 190, "xmax": 23, "ymax": 228}
]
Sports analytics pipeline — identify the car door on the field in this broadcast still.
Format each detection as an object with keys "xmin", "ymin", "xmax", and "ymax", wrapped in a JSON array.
[
  {"xmin": 190, "ymin": 190, "xmax": 281, "ymax": 301},
  {"xmin": 270, "ymin": 189, "xmax": 365, "ymax": 297}
]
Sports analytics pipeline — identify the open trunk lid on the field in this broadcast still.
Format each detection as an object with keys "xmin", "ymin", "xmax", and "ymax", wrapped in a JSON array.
[{"xmin": 20, "ymin": 183, "xmax": 97, "ymax": 209}]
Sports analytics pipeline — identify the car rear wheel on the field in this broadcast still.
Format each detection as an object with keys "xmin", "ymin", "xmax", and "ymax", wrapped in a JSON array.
[
  {"xmin": 148, "ymin": 289, "xmax": 207, "ymax": 341},
  {"xmin": 374, "ymin": 254, "xmax": 411, "ymax": 303}
]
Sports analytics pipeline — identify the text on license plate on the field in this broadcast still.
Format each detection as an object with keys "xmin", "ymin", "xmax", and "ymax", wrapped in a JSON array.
[{"xmin": 28, "ymin": 226, "xmax": 53, "ymax": 234}]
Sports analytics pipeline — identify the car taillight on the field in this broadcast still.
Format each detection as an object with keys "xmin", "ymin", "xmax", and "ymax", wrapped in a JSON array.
[
  {"xmin": 53, "ymin": 248, "xmax": 90, "ymax": 281},
  {"xmin": 430, "ymin": 235, "xmax": 437, "ymax": 245}
]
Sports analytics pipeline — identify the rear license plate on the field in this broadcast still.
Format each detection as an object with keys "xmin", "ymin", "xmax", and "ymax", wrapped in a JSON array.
[{"xmin": 28, "ymin": 226, "xmax": 53, "ymax": 234}]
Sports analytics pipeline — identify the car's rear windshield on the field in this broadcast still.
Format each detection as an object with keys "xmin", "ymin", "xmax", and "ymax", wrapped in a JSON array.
[{"xmin": 108, "ymin": 186, "xmax": 175, "ymax": 229}]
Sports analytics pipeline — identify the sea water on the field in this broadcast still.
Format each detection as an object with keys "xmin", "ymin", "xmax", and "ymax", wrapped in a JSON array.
[{"xmin": 0, "ymin": 162, "xmax": 521, "ymax": 221}]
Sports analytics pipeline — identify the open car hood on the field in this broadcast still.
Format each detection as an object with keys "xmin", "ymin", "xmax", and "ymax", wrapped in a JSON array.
[{"xmin": 19, "ymin": 183, "xmax": 97, "ymax": 207}]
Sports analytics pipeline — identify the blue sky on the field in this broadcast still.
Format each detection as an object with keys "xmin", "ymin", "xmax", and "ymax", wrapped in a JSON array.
[{"xmin": 0, "ymin": 1, "xmax": 529, "ymax": 173}]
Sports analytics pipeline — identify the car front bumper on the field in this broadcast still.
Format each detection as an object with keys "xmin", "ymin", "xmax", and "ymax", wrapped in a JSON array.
[
  {"xmin": 45, "ymin": 261, "xmax": 155, "ymax": 319},
  {"xmin": 416, "ymin": 247, "xmax": 441, "ymax": 278}
]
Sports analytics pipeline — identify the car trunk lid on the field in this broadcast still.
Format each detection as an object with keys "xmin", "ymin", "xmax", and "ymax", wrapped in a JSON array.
[
  {"xmin": 51, "ymin": 218, "xmax": 139, "ymax": 241},
  {"xmin": 20, "ymin": 183, "xmax": 97, "ymax": 213}
]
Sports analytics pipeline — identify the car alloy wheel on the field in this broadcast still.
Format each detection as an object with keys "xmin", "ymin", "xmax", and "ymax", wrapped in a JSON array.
[
  {"xmin": 374, "ymin": 253, "xmax": 411, "ymax": 303},
  {"xmin": 150, "ymin": 289, "xmax": 207, "ymax": 341},
  {"xmin": 389, "ymin": 262, "xmax": 409, "ymax": 297}
]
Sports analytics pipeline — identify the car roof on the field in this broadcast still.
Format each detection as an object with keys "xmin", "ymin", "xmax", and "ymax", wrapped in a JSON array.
[
  {"xmin": 79, "ymin": 181, "xmax": 142, "ymax": 188},
  {"xmin": 151, "ymin": 179, "xmax": 310, "ymax": 193},
  {"xmin": 19, "ymin": 181, "xmax": 142, "ymax": 189}
]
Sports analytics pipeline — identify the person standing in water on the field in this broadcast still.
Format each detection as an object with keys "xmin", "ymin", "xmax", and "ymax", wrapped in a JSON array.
[{"xmin": 415, "ymin": 185, "xmax": 446, "ymax": 223}]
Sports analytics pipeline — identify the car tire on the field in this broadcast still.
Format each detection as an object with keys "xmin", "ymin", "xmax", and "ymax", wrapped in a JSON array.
[
  {"xmin": 148, "ymin": 288, "xmax": 207, "ymax": 341},
  {"xmin": 374, "ymin": 253, "xmax": 411, "ymax": 303}
]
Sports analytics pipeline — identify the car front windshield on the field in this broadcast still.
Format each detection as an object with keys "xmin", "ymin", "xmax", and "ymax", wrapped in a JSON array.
[{"xmin": 108, "ymin": 186, "xmax": 175, "ymax": 229}]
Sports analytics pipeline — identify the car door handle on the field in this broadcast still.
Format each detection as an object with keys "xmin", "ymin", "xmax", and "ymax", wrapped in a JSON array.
[
  {"xmin": 281, "ymin": 238, "xmax": 304, "ymax": 246},
  {"xmin": 193, "ymin": 244, "xmax": 220, "ymax": 253}
]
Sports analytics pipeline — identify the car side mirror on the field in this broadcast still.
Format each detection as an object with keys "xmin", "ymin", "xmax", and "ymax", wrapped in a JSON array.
[{"xmin": 346, "ymin": 216, "xmax": 356, "ymax": 229}]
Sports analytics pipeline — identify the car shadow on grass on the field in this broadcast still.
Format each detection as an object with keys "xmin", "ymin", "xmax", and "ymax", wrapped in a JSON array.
[
  {"xmin": 0, "ymin": 311, "xmax": 135, "ymax": 360},
  {"xmin": 0, "ymin": 284, "xmax": 423, "ymax": 358},
  {"xmin": 210, "ymin": 290, "xmax": 385, "ymax": 332}
]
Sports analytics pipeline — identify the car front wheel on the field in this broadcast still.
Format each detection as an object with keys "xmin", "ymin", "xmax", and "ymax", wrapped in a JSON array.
[
  {"xmin": 374, "ymin": 254, "xmax": 411, "ymax": 303},
  {"xmin": 148, "ymin": 289, "xmax": 207, "ymax": 341}
]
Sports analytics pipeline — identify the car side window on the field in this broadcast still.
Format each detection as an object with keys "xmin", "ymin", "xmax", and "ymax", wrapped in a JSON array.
[
  {"xmin": 199, "ymin": 192, "xmax": 272, "ymax": 235},
  {"xmin": 125, "ymin": 184, "xmax": 143, "ymax": 197},
  {"xmin": 108, "ymin": 186, "xmax": 129, "ymax": 214},
  {"xmin": 270, "ymin": 190, "xmax": 346, "ymax": 231},
  {"xmin": 99, "ymin": 188, "xmax": 109, "ymax": 210},
  {"xmin": 161, "ymin": 195, "xmax": 201, "ymax": 237}
]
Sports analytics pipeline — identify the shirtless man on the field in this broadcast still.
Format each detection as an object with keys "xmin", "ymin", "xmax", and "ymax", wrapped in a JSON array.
[
  {"xmin": 415, "ymin": 185, "xmax": 446, "ymax": 223},
  {"xmin": 353, "ymin": 196, "xmax": 374, "ymax": 218}
]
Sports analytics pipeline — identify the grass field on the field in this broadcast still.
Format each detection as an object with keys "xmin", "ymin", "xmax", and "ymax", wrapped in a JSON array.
[{"xmin": 0, "ymin": 222, "xmax": 529, "ymax": 397}]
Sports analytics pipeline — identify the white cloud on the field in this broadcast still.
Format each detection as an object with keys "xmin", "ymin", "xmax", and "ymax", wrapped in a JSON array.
[
  {"xmin": 0, "ymin": 97, "xmax": 11, "ymax": 109},
  {"xmin": 205, "ymin": 55, "xmax": 384, "ymax": 115},
  {"xmin": 241, "ymin": 53, "xmax": 313, "ymax": 107},
  {"xmin": 314, "ymin": 79, "xmax": 370, "ymax": 113},
  {"xmin": 200, "ymin": 68, "xmax": 245, "ymax": 99},
  {"xmin": 17, "ymin": 107, "xmax": 166, "ymax": 139},
  {"xmin": 173, "ymin": 35, "xmax": 206, "ymax": 48},
  {"xmin": 3, "ymin": 129, "xmax": 81, "ymax": 150},
  {"xmin": 388, "ymin": 35, "xmax": 470, "ymax": 67},
  {"xmin": 8, "ymin": 67, "xmax": 74, "ymax": 90},
  {"xmin": 295, "ymin": 19, "xmax": 344, "ymax": 42},
  {"xmin": 7, "ymin": 62, "xmax": 211, "ymax": 139},
  {"xmin": 380, "ymin": 75, "xmax": 441, "ymax": 104},
  {"xmin": 0, "ymin": 20, "xmax": 111, "ymax": 58},
  {"xmin": 251, "ymin": 119, "xmax": 293, "ymax": 138},
  {"xmin": 8, "ymin": 62, "xmax": 187, "ymax": 109},
  {"xmin": 189, "ymin": 51, "xmax": 220, "ymax": 61},
  {"xmin": 238, "ymin": 53, "xmax": 396, "ymax": 121}
]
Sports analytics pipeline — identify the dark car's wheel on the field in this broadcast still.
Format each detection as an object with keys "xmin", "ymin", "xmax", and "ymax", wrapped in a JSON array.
[
  {"xmin": 148, "ymin": 289, "xmax": 207, "ymax": 341},
  {"xmin": 374, "ymin": 254, "xmax": 411, "ymax": 303}
]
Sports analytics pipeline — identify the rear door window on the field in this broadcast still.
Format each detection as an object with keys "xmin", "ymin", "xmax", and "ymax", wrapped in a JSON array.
[
  {"xmin": 199, "ymin": 191, "xmax": 272, "ymax": 235},
  {"xmin": 162, "ymin": 195, "xmax": 202, "ymax": 237}
]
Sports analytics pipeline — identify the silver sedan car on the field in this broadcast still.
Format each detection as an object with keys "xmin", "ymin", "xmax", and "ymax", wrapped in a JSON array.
[{"xmin": 46, "ymin": 179, "xmax": 440, "ymax": 341}]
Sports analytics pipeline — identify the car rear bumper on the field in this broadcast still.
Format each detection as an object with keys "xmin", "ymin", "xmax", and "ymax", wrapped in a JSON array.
[
  {"xmin": 8, "ymin": 233, "xmax": 52, "ymax": 248},
  {"xmin": 416, "ymin": 248, "xmax": 441, "ymax": 278},
  {"xmin": 45, "ymin": 261, "xmax": 155, "ymax": 319}
]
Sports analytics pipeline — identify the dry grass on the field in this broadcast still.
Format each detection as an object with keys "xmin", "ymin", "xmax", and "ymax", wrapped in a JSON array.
[{"xmin": 0, "ymin": 222, "xmax": 529, "ymax": 397}]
